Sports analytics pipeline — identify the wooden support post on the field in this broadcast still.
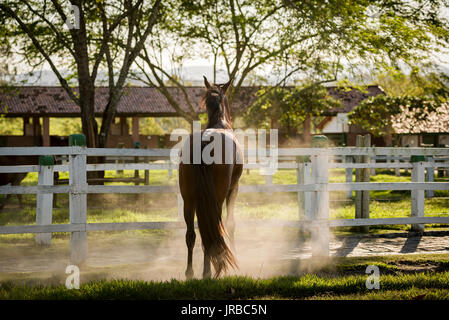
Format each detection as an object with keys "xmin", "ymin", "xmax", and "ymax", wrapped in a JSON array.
[
  {"xmin": 117, "ymin": 142, "xmax": 124, "ymax": 174},
  {"xmin": 120, "ymin": 117, "xmax": 128, "ymax": 136},
  {"xmin": 310, "ymin": 136, "xmax": 329, "ymax": 257},
  {"xmin": 23, "ymin": 116, "xmax": 30, "ymax": 135},
  {"xmin": 411, "ymin": 156, "xmax": 425, "ymax": 233},
  {"xmin": 144, "ymin": 166, "xmax": 150, "ymax": 185},
  {"xmin": 132, "ymin": 117, "xmax": 140, "ymax": 143},
  {"xmin": 345, "ymin": 155, "xmax": 353, "ymax": 199},
  {"xmin": 42, "ymin": 117, "xmax": 50, "ymax": 147},
  {"xmin": 36, "ymin": 155, "xmax": 54, "ymax": 246},
  {"xmin": 33, "ymin": 116, "xmax": 42, "ymax": 146},
  {"xmin": 133, "ymin": 142, "xmax": 141, "ymax": 190},
  {"xmin": 69, "ymin": 134, "xmax": 88, "ymax": 265},
  {"xmin": 426, "ymin": 156, "xmax": 434, "ymax": 199}
]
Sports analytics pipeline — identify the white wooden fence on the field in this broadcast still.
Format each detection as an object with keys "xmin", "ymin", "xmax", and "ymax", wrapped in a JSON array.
[{"xmin": 1, "ymin": 146, "xmax": 449, "ymax": 263}]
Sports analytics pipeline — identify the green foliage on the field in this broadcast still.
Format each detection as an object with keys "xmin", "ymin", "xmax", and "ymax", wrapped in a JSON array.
[
  {"xmin": 348, "ymin": 94, "xmax": 441, "ymax": 136},
  {"xmin": 131, "ymin": 0, "xmax": 449, "ymax": 124},
  {"xmin": 136, "ymin": 118, "xmax": 164, "ymax": 135},
  {"xmin": 49, "ymin": 118, "xmax": 82, "ymax": 136},
  {"xmin": 243, "ymin": 84, "xmax": 341, "ymax": 135},
  {"xmin": 376, "ymin": 67, "xmax": 449, "ymax": 102},
  {"xmin": 0, "ymin": 117, "xmax": 22, "ymax": 135}
]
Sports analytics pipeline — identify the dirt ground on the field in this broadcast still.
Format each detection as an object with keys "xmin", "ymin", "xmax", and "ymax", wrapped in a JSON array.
[{"xmin": 1, "ymin": 227, "xmax": 449, "ymax": 282}]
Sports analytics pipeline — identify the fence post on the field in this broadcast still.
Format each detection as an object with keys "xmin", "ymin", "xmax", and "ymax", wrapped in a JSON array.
[
  {"xmin": 362, "ymin": 135, "xmax": 371, "ymax": 233},
  {"xmin": 426, "ymin": 156, "xmax": 434, "ymax": 198},
  {"xmin": 370, "ymin": 155, "xmax": 376, "ymax": 176},
  {"xmin": 296, "ymin": 159, "xmax": 304, "ymax": 219},
  {"xmin": 355, "ymin": 135, "xmax": 363, "ymax": 220},
  {"xmin": 144, "ymin": 156, "xmax": 150, "ymax": 186},
  {"xmin": 310, "ymin": 136, "xmax": 329, "ymax": 257},
  {"xmin": 303, "ymin": 162, "xmax": 313, "ymax": 220},
  {"xmin": 69, "ymin": 134, "xmax": 88, "ymax": 265},
  {"xmin": 355, "ymin": 135, "xmax": 370, "ymax": 233},
  {"xmin": 345, "ymin": 155, "xmax": 353, "ymax": 199},
  {"xmin": 395, "ymin": 156, "xmax": 401, "ymax": 176},
  {"xmin": 35, "ymin": 155, "xmax": 54, "ymax": 246},
  {"xmin": 133, "ymin": 141, "xmax": 141, "ymax": 186},
  {"xmin": 297, "ymin": 156, "xmax": 311, "ymax": 219},
  {"xmin": 411, "ymin": 155, "xmax": 425, "ymax": 233}
]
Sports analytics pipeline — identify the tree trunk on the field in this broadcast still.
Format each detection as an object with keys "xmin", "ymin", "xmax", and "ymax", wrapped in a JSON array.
[
  {"xmin": 385, "ymin": 125, "xmax": 393, "ymax": 147},
  {"xmin": 302, "ymin": 115, "xmax": 311, "ymax": 145}
]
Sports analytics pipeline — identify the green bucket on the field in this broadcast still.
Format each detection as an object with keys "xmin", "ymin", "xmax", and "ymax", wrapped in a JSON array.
[
  {"xmin": 38, "ymin": 155, "xmax": 55, "ymax": 166},
  {"xmin": 69, "ymin": 134, "xmax": 86, "ymax": 147}
]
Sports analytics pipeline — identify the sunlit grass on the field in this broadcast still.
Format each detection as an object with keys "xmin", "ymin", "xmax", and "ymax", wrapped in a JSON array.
[
  {"xmin": 1, "ymin": 269, "xmax": 449, "ymax": 300},
  {"xmin": 2, "ymin": 168, "xmax": 448, "ymax": 238}
]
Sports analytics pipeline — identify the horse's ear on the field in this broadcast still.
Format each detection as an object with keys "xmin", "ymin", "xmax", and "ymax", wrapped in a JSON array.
[
  {"xmin": 221, "ymin": 78, "xmax": 233, "ymax": 93},
  {"xmin": 203, "ymin": 76, "xmax": 211, "ymax": 89}
]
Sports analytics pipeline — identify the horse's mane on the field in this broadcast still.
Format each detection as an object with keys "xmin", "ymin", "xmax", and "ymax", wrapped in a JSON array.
[{"xmin": 201, "ymin": 85, "xmax": 232, "ymax": 128}]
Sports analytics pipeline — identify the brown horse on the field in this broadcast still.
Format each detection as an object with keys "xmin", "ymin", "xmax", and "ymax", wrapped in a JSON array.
[{"xmin": 179, "ymin": 76, "xmax": 243, "ymax": 279}]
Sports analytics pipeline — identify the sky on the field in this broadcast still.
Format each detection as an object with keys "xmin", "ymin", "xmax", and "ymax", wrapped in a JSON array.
[{"xmin": 4, "ymin": 3, "xmax": 449, "ymax": 87}]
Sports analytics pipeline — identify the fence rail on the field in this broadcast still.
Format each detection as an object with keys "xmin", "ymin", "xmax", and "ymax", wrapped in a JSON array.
[{"xmin": 1, "ymin": 145, "xmax": 449, "ymax": 262}]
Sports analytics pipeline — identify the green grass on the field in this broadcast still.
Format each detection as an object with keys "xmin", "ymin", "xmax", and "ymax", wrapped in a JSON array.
[
  {"xmin": 1, "ymin": 254, "xmax": 449, "ymax": 300},
  {"xmin": 2, "ymin": 169, "xmax": 449, "ymax": 300},
  {"xmin": 2, "ymin": 168, "xmax": 449, "ymax": 238}
]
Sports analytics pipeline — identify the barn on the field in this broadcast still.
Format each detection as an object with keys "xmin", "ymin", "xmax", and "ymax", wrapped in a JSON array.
[{"xmin": 0, "ymin": 85, "xmax": 385, "ymax": 148}]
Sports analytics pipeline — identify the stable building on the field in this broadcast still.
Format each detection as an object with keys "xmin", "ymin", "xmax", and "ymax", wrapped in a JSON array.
[
  {"xmin": 0, "ymin": 85, "xmax": 385, "ymax": 148},
  {"xmin": 316, "ymin": 85, "xmax": 386, "ymax": 146}
]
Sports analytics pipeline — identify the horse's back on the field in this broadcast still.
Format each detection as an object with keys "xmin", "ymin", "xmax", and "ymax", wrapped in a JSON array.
[{"xmin": 179, "ymin": 129, "xmax": 243, "ymax": 202}]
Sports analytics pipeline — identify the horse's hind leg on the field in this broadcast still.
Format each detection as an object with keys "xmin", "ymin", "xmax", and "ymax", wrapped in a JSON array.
[
  {"xmin": 184, "ymin": 204, "xmax": 195, "ymax": 279},
  {"xmin": 226, "ymin": 186, "xmax": 239, "ymax": 252},
  {"xmin": 203, "ymin": 252, "xmax": 211, "ymax": 279}
]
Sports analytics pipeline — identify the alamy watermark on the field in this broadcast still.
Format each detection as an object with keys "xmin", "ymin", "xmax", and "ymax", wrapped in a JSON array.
[
  {"xmin": 365, "ymin": 265, "xmax": 380, "ymax": 290},
  {"xmin": 65, "ymin": 265, "xmax": 80, "ymax": 289},
  {"xmin": 169, "ymin": 121, "xmax": 279, "ymax": 175},
  {"xmin": 38, "ymin": 4, "xmax": 80, "ymax": 30},
  {"xmin": 64, "ymin": 5, "xmax": 80, "ymax": 30}
]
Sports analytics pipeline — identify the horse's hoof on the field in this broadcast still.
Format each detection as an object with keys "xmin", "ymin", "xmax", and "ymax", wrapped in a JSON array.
[
  {"xmin": 202, "ymin": 272, "xmax": 211, "ymax": 279},
  {"xmin": 185, "ymin": 269, "xmax": 194, "ymax": 280}
]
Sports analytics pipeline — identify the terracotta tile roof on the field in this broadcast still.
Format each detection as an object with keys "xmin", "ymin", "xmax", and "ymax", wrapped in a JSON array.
[
  {"xmin": 0, "ymin": 86, "xmax": 206, "ymax": 117},
  {"xmin": 0, "ymin": 85, "xmax": 384, "ymax": 117},
  {"xmin": 325, "ymin": 85, "xmax": 386, "ymax": 114}
]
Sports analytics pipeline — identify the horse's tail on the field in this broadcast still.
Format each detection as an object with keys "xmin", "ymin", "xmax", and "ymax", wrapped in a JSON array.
[{"xmin": 193, "ymin": 164, "xmax": 237, "ymax": 277}]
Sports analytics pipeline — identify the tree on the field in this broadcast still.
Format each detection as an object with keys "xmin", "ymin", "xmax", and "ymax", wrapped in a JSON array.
[
  {"xmin": 0, "ymin": 0, "xmax": 162, "ymax": 148},
  {"xmin": 244, "ymin": 84, "xmax": 341, "ymax": 144},
  {"xmin": 130, "ymin": 0, "xmax": 449, "ymax": 125},
  {"xmin": 349, "ymin": 67, "xmax": 449, "ymax": 146},
  {"xmin": 348, "ymin": 95, "xmax": 442, "ymax": 146},
  {"xmin": 376, "ymin": 67, "xmax": 449, "ymax": 102}
]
